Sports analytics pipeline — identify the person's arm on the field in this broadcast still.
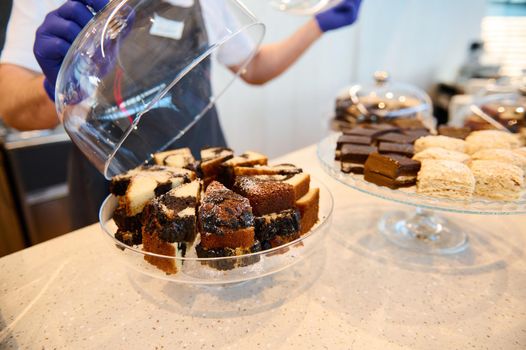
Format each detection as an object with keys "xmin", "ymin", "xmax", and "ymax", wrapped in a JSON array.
[
  {"xmin": 0, "ymin": 64, "xmax": 58, "ymax": 130},
  {"xmin": 234, "ymin": 19, "xmax": 322, "ymax": 85},
  {"xmin": 232, "ymin": 0, "xmax": 362, "ymax": 85}
]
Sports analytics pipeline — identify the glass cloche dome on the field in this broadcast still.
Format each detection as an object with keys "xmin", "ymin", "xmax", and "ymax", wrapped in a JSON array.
[
  {"xmin": 56, "ymin": 0, "xmax": 265, "ymax": 179},
  {"xmin": 331, "ymin": 71, "xmax": 435, "ymax": 131},
  {"xmin": 451, "ymin": 87, "xmax": 526, "ymax": 135}
]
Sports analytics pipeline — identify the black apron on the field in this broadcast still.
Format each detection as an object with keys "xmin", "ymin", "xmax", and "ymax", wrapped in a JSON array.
[{"xmin": 68, "ymin": 0, "xmax": 227, "ymax": 229}]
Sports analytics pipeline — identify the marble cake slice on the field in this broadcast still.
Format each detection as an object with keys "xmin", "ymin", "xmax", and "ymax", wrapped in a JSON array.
[
  {"xmin": 142, "ymin": 180, "xmax": 202, "ymax": 275},
  {"xmin": 199, "ymin": 147, "xmax": 234, "ymax": 186},
  {"xmin": 218, "ymin": 151, "xmax": 268, "ymax": 187},
  {"xmin": 153, "ymin": 147, "xmax": 195, "ymax": 168},
  {"xmin": 254, "ymin": 208, "xmax": 301, "ymax": 243}
]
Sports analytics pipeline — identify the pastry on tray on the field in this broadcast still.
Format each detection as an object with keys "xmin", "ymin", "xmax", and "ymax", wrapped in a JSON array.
[
  {"xmin": 465, "ymin": 130, "xmax": 521, "ymax": 154},
  {"xmin": 333, "ymin": 123, "xmax": 526, "ymax": 202},
  {"xmin": 416, "ymin": 160, "xmax": 475, "ymax": 200},
  {"xmin": 414, "ymin": 135, "xmax": 466, "ymax": 153},
  {"xmin": 109, "ymin": 147, "xmax": 320, "ymax": 274},
  {"xmin": 339, "ymin": 144, "xmax": 378, "ymax": 174},
  {"xmin": 412, "ymin": 147, "xmax": 471, "ymax": 164},
  {"xmin": 364, "ymin": 153, "xmax": 421, "ymax": 189},
  {"xmin": 471, "ymin": 148, "xmax": 526, "ymax": 173},
  {"xmin": 470, "ymin": 160, "xmax": 524, "ymax": 200}
]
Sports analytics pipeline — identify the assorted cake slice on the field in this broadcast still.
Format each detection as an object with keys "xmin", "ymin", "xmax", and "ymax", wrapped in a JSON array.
[
  {"xmin": 196, "ymin": 181, "xmax": 261, "ymax": 270},
  {"xmin": 110, "ymin": 165, "xmax": 196, "ymax": 246},
  {"xmin": 109, "ymin": 147, "xmax": 320, "ymax": 274},
  {"xmin": 142, "ymin": 180, "xmax": 201, "ymax": 274}
]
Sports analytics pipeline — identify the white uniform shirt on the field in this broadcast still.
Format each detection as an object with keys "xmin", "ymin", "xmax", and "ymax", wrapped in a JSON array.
[{"xmin": 1, "ymin": 0, "xmax": 255, "ymax": 72}]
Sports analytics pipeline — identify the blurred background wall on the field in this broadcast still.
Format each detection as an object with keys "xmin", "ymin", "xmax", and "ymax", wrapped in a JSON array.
[{"xmin": 214, "ymin": 0, "xmax": 486, "ymax": 158}]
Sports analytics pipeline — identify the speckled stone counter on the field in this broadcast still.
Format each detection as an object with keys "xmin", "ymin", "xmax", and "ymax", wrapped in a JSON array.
[{"xmin": 1, "ymin": 145, "xmax": 526, "ymax": 349}]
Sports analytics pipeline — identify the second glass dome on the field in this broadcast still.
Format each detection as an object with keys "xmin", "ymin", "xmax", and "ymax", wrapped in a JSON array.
[
  {"xmin": 332, "ymin": 71, "xmax": 434, "ymax": 130},
  {"xmin": 56, "ymin": 0, "xmax": 265, "ymax": 179}
]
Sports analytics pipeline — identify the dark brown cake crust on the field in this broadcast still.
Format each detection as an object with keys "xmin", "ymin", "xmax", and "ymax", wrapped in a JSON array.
[
  {"xmin": 200, "ymin": 227, "xmax": 256, "ymax": 250},
  {"xmin": 233, "ymin": 176, "xmax": 296, "ymax": 216}
]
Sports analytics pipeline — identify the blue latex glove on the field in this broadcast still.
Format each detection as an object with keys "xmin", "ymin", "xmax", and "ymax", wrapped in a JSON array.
[
  {"xmin": 315, "ymin": 0, "xmax": 362, "ymax": 32},
  {"xmin": 34, "ymin": 0, "xmax": 109, "ymax": 100}
]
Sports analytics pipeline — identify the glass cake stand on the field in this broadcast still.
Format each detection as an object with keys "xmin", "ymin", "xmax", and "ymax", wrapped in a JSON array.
[
  {"xmin": 99, "ymin": 178, "xmax": 333, "ymax": 284},
  {"xmin": 317, "ymin": 133, "xmax": 526, "ymax": 255}
]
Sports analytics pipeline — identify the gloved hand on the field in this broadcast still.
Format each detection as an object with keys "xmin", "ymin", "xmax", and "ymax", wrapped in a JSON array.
[
  {"xmin": 315, "ymin": 0, "xmax": 362, "ymax": 33},
  {"xmin": 34, "ymin": 0, "xmax": 109, "ymax": 100}
]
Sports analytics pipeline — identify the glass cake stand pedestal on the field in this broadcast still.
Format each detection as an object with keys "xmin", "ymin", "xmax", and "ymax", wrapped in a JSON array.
[{"xmin": 318, "ymin": 133, "xmax": 526, "ymax": 255}]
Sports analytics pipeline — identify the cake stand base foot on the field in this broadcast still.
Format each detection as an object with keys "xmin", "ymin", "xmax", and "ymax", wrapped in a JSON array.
[{"xmin": 378, "ymin": 208, "xmax": 468, "ymax": 255}]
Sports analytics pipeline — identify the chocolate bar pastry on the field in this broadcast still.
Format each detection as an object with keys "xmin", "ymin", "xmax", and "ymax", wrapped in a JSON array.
[
  {"xmin": 339, "ymin": 144, "xmax": 378, "ymax": 174},
  {"xmin": 364, "ymin": 153, "xmax": 421, "ymax": 189}
]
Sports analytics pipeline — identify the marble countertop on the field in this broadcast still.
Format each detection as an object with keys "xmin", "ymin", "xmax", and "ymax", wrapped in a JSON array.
[{"xmin": 1, "ymin": 144, "xmax": 525, "ymax": 349}]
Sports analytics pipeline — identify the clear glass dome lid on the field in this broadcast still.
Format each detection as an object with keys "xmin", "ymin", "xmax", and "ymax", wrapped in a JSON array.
[
  {"xmin": 269, "ymin": 0, "xmax": 339, "ymax": 15},
  {"xmin": 462, "ymin": 87, "xmax": 526, "ymax": 133},
  {"xmin": 342, "ymin": 71, "xmax": 433, "ymax": 119},
  {"xmin": 56, "ymin": 0, "xmax": 265, "ymax": 179}
]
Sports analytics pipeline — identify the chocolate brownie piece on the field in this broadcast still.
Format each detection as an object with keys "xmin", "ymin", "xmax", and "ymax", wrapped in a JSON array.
[
  {"xmin": 339, "ymin": 144, "xmax": 378, "ymax": 174},
  {"xmin": 342, "ymin": 127, "xmax": 388, "ymax": 138},
  {"xmin": 364, "ymin": 153, "xmax": 421, "ymax": 189},
  {"xmin": 378, "ymin": 142, "xmax": 415, "ymax": 157},
  {"xmin": 375, "ymin": 132, "xmax": 420, "ymax": 144},
  {"xmin": 337, "ymin": 135, "xmax": 373, "ymax": 149}
]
